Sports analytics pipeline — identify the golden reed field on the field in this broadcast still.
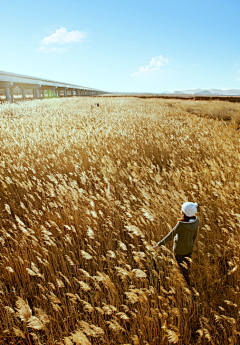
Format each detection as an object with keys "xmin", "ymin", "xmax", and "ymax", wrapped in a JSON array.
[{"xmin": 0, "ymin": 97, "xmax": 239, "ymax": 345}]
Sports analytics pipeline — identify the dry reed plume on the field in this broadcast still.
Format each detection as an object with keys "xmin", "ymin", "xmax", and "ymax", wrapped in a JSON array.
[
  {"xmin": 0, "ymin": 97, "xmax": 239, "ymax": 345},
  {"xmin": 157, "ymin": 98, "xmax": 240, "ymax": 128}
]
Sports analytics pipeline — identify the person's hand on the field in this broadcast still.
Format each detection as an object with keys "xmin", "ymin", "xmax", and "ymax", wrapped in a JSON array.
[{"xmin": 152, "ymin": 245, "xmax": 159, "ymax": 251}]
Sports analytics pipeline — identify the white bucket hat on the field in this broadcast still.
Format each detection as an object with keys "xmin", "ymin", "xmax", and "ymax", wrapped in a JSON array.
[{"xmin": 182, "ymin": 202, "xmax": 198, "ymax": 217}]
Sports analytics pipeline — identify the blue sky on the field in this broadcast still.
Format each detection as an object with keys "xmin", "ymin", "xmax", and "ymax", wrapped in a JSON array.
[{"xmin": 1, "ymin": 0, "xmax": 240, "ymax": 92}]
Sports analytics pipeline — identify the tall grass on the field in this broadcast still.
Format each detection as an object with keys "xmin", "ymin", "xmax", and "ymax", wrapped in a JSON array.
[
  {"xmin": 0, "ymin": 97, "xmax": 239, "ymax": 345},
  {"xmin": 158, "ymin": 98, "xmax": 240, "ymax": 128}
]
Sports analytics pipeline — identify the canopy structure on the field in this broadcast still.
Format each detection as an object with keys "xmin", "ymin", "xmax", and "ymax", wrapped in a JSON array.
[{"xmin": 0, "ymin": 70, "xmax": 107, "ymax": 101}]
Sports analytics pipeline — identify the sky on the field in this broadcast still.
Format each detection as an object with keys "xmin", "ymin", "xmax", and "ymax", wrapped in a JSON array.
[{"xmin": 1, "ymin": 0, "xmax": 240, "ymax": 93}]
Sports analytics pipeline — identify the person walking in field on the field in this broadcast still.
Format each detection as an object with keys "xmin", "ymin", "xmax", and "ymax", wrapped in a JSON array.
[{"xmin": 153, "ymin": 202, "xmax": 199, "ymax": 286}]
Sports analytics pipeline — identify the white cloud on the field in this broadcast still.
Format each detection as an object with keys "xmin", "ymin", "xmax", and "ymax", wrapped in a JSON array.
[
  {"xmin": 42, "ymin": 27, "xmax": 86, "ymax": 45},
  {"xmin": 132, "ymin": 55, "xmax": 169, "ymax": 76}
]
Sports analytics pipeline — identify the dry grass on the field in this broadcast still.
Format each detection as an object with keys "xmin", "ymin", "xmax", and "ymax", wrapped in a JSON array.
[
  {"xmin": 158, "ymin": 98, "xmax": 240, "ymax": 128},
  {"xmin": 0, "ymin": 97, "xmax": 240, "ymax": 345}
]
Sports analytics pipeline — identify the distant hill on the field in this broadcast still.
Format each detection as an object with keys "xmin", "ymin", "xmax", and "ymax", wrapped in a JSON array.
[
  {"xmin": 173, "ymin": 91, "xmax": 184, "ymax": 95},
  {"xmin": 174, "ymin": 88, "xmax": 240, "ymax": 96},
  {"xmin": 209, "ymin": 89, "xmax": 240, "ymax": 96},
  {"xmin": 194, "ymin": 90, "xmax": 212, "ymax": 95},
  {"xmin": 179, "ymin": 89, "xmax": 203, "ymax": 94}
]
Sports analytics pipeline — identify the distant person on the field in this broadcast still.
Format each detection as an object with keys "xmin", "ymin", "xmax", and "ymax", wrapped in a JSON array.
[{"xmin": 153, "ymin": 202, "xmax": 199, "ymax": 286}]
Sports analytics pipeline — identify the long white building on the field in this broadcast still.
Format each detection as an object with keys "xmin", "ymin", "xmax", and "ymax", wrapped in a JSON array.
[{"xmin": 0, "ymin": 70, "xmax": 106, "ymax": 101}]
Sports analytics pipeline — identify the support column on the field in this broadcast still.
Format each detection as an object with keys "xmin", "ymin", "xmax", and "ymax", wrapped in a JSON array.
[
  {"xmin": 10, "ymin": 88, "xmax": 14, "ymax": 102},
  {"xmin": 5, "ymin": 88, "xmax": 10, "ymax": 102},
  {"xmin": 77, "ymin": 90, "xmax": 80, "ymax": 96},
  {"xmin": 71, "ymin": 90, "xmax": 74, "ymax": 96},
  {"xmin": 22, "ymin": 89, "xmax": 26, "ymax": 100},
  {"xmin": 64, "ymin": 89, "xmax": 67, "ymax": 97},
  {"xmin": 36, "ymin": 89, "xmax": 39, "ymax": 99}
]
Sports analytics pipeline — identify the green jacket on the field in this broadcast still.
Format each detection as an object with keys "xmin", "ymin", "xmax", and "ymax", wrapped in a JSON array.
[{"xmin": 157, "ymin": 218, "xmax": 199, "ymax": 255}]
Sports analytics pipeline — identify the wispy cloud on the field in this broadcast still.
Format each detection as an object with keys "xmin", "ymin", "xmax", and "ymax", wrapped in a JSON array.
[
  {"xmin": 42, "ymin": 27, "xmax": 86, "ymax": 45},
  {"xmin": 132, "ymin": 55, "xmax": 169, "ymax": 76}
]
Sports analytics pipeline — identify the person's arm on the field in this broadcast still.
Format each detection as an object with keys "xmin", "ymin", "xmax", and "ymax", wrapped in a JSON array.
[
  {"xmin": 153, "ymin": 222, "xmax": 181, "ymax": 250},
  {"xmin": 192, "ymin": 219, "xmax": 199, "ymax": 243},
  {"xmin": 193, "ymin": 227, "xmax": 198, "ymax": 243}
]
